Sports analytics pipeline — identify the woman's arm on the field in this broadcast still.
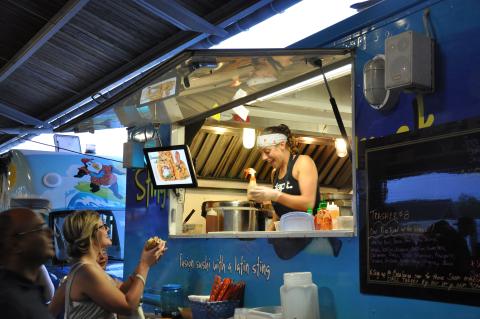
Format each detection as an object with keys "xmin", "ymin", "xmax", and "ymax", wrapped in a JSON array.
[
  {"xmin": 119, "ymin": 240, "xmax": 167, "ymax": 294},
  {"xmin": 80, "ymin": 244, "xmax": 166, "ymax": 315},
  {"xmin": 77, "ymin": 263, "xmax": 144, "ymax": 315},
  {"xmin": 117, "ymin": 262, "xmax": 146, "ymax": 293},
  {"xmin": 275, "ymin": 155, "xmax": 318, "ymax": 211}
]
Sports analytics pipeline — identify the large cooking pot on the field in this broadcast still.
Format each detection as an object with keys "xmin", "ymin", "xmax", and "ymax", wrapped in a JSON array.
[{"xmin": 202, "ymin": 201, "xmax": 267, "ymax": 231}]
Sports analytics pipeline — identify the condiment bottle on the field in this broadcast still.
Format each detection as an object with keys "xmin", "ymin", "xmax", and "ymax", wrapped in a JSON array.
[
  {"xmin": 328, "ymin": 201, "xmax": 340, "ymax": 229},
  {"xmin": 322, "ymin": 209, "xmax": 333, "ymax": 230},
  {"xmin": 314, "ymin": 205, "xmax": 323, "ymax": 230},
  {"xmin": 206, "ymin": 209, "xmax": 218, "ymax": 233},
  {"xmin": 245, "ymin": 168, "xmax": 257, "ymax": 201},
  {"xmin": 280, "ymin": 272, "xmax": 320, "ymax": 319},
  {"xmin": 317, "ymin": 201, "xmax": 332, "ymax": 230}
]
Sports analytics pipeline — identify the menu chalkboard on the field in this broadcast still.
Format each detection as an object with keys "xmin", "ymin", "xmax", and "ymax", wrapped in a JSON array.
[{"xmin": 359, "ymin": 120, "xmax": 480, "ymax": 306}]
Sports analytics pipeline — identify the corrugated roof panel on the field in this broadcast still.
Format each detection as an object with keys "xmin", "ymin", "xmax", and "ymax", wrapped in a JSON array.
[
  {"xmin": 2, "ymin": 0, "xmax": 299, "ymax": 148},
  {"xmin": 0, "ymin": 0, "xmax": 67, "ymax": 68}
]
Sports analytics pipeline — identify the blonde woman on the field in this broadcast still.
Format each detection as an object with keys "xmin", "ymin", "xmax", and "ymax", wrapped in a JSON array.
[{"xmin": 49, "ymin": 210, "xmax": 166, "ymax": 318}]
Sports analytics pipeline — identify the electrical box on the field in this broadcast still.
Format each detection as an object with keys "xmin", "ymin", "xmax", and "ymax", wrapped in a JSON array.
[
  {"xmin": 385, "ymin": 31, "xmax": 434, "ymax": 91},
  {"xmin": 123, "ymin": 141, "xmax": 145, "ymax": 168}
]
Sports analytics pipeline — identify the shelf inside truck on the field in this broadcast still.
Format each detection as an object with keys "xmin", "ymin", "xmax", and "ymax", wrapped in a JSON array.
[{"xmin": 170, "ymin": 229, "xmax": 354, "ymax": 239}]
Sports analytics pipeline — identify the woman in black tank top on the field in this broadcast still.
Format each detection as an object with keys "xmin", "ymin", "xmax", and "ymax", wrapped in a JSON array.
[{"xmin": 249, "ymin": 124, "xmax": 320, "ymax": 230}]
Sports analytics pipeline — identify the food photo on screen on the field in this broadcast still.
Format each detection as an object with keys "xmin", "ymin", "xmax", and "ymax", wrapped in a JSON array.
[{"xmin": 144, "ymin": 145, "xmax": 197, "ymax": 188}]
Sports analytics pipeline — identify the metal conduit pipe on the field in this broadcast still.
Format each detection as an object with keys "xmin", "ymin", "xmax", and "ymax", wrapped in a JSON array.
[
  {"xmin": 0, "ymin": 133, "xmax": 41, "ymax": 153},
  {"xmin": 193, "ymin": 0, "xmax": 300, "ymax": 49}
]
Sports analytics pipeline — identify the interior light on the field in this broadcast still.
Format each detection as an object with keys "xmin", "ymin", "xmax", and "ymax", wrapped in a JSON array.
[
  {"xmin": 335, "ymin": 138, "xmax": 348, "ymax": 158},
  {"xmin": 255, "ymin": 64, "xmax": 351, "ymax": 102},
  {"xmin": 243, "ymin": 128, "xmax": 256, "ymax": 149}
]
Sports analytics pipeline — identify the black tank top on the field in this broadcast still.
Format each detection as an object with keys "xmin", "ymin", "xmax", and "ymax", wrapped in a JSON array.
[{"xmin": 272, "ymin": 154, "xmax": 320, "ymax": 217}]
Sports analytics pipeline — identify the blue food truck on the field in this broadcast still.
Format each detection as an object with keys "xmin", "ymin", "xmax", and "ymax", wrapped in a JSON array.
[
  {"xmin": 4, "ymin": 0, "xmax": 480, "ymax": 318},
  {"xmin": 108, "ymin": 0, "xmax": 480, "ymax": 318}
]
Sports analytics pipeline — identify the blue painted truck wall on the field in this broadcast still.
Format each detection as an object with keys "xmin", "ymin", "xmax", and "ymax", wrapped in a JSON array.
[{"xmin": 123, "ymin": 0, "xmax": 480, "ymax": 317}]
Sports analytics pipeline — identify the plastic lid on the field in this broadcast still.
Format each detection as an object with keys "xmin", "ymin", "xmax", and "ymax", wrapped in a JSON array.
[
  {"xmin": 161, "ymin": 284, "xmax": 182, "ymax": 291},
  {"xmin": 283, "ymin": 272, "xmax": 312, "ymax": 286},
  {"xmin": 279, "ymin": 212, "xmax": 315, "ymax": 231},
  {"xmin": 306, "ymin": 208, "xmax": 313, "ymax": 215},
  {"xmin": 320, "ymin": 201, "xmax": 327, "ymax": 209}
]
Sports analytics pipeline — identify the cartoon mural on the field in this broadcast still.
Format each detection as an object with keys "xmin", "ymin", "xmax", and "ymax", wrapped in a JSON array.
[
  {"xmin": 74, "ymin": 157, "xmax": 125, "ymax": 199},
  {"xmin": 2, "ymin": 150, "xmax": 126, "ymax": 211}
]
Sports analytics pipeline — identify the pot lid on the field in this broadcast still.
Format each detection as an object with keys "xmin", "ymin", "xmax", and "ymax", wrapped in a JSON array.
[{"xmin": 203, "ymin": 200, "xmax": 257, "ymax": 209}]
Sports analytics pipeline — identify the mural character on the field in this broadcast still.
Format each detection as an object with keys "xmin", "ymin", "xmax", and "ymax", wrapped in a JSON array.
[{"xmin": 74, "ymin": 158, "xmax": 124, "ymax": 199}]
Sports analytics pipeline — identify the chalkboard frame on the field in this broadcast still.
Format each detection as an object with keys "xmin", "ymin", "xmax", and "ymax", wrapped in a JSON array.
[{"xmin": 359, "ymin": 117, "xmax": 480, "ymax": 306}]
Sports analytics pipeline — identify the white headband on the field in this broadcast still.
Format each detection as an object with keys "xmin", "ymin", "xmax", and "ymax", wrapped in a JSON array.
[{"xmin": 257, "ymin": 133, "xmax": 287, "ymax": 148}]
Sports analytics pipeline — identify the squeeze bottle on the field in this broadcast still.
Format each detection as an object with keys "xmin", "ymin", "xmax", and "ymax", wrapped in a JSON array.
[
  {"xmin": 314, "ymin": 205, "xmax": 324, "ymax": 230},
  {"xmin": 327, "ymin": 202, "xmax": 340, "ymax": 229},
  {"xmin": 317, "ymin": 201, "xmax": 331, "ymax": 230},
  {"xmin": 245, "ymin": 168, "xmax": 257, "ymax": 200},
  {"xmin": 205, "ymin": 209, "xmax": 218, "ymax": 233},
  {"xmin": 280, "ymin": 272, "xmax": 320, "ymax": 319}
]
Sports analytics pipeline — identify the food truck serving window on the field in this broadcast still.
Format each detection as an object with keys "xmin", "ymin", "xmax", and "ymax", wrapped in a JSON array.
[{"xmin": 61, "ymin": 48, "xmax": 356, "ymax": 239}]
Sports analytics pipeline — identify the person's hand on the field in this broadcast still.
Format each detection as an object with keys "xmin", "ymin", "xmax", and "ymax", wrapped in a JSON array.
[
  {"xmin": 140, "ymin": 239, "xmax": 168, "ymax": 267},
  {"xmin": 266, "ymin": 222, "xmax": 276, "ymax": 231},
  {"xmin": 97, "ymin": 250, "xmax": 108, "ymax": 270},
  {"xmin": 249, "ymin": 186, "xmax": 280, "ymax": 203}
]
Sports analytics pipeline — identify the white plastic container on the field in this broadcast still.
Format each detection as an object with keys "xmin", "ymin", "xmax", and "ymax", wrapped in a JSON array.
[
  {"xmin": 280, "ymin": 272, "xmax": 320, "ymax": 319},
  {"xmin": 279, "ymin": 212, "xmax": 315, "ymax": 231},
  {"xmin": 337, "ymin": 216, "xmax": 354, "ymax": 230}
]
